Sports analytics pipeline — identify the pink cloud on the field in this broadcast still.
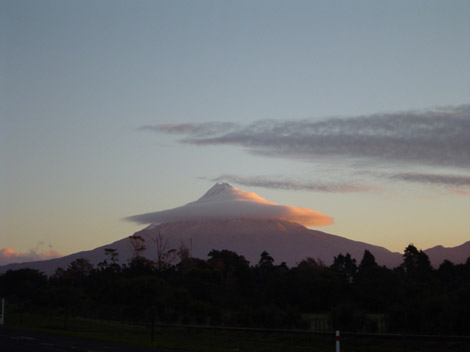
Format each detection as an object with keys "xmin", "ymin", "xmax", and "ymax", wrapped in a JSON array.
[{"xmin": 0, "ymin": 248, "xmax": 62, "ymax": 266}]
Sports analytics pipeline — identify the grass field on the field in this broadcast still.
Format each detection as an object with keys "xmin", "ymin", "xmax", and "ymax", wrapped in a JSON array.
[{"xmin": 5, "ymin": 313, "xmax": 470, "ymax": 352}]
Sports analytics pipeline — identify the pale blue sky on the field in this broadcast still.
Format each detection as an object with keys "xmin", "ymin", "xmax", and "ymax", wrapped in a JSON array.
[{"xmin": 1, "ymin": 0, "xmax": 469, "ymax": 263}]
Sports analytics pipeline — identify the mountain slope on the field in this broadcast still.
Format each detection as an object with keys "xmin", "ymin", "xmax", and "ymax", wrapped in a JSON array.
[
  {"xmin": 1, "ymin": 218, "xmax": 467, "ymax": 275},
  {"xmin": 0, "ymin": 218, "xmax": 403, "ymax": 274},
  {"xmin": 137, "ymin": 218, "xmax": 403, "ymax": 267}
]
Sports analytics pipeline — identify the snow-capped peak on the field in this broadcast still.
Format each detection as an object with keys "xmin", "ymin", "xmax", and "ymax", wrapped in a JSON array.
[
  {"xmin": 196, "ymin": 183, "xmax": 236, "ymax": 202},
  {"xmin": 194, "ymin": 183, "xmax": 272, "ymax": 204}
]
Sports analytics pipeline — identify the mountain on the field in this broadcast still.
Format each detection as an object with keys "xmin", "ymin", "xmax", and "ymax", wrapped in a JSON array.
[
  {"xmin": 424, "ymin": 242, "xmax": 470, "ymax": 267},
  {"xmin": 0, "ymin": 218, "xmax": 403, "ymax": 275},
  {"xmin": 0, "ymin": 183, "xmax": 467, "ymax": 274},
  {"xmin": 135, "ymin": 218, "xmax": 404, "ymax": 268}
]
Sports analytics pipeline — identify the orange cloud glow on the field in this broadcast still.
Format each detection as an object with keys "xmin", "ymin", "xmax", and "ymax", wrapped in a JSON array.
[{"xmin": 0, "ymin": 248, "xmax": 62, "ymax": 265}]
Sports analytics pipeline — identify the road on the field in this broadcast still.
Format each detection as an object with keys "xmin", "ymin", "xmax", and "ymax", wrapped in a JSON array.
[{"xmin": 0, "ymin": 327, "xmax": 191, "ymax": 352}]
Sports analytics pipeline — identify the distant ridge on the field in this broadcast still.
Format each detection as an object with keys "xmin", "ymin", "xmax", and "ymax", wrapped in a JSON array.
[{"xmin": 424, "ymin": 241, "xmax": 470, "ymax": 267}]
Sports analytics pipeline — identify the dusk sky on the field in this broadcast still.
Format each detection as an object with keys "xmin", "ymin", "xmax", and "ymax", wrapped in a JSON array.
[{"xmin": 1, "ymin": 0, "xmax": 469, "ymax": 265}]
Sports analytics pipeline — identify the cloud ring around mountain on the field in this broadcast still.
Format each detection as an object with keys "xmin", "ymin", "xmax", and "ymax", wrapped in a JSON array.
[{"xmin": 126, "ymin": 183, "xmax": 333, "ymax": 227}]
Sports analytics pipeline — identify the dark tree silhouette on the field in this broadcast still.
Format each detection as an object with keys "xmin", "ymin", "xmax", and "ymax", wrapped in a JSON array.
[
  {"xmin": 66, "ymin": 258, "xmax": 94, "ymax": 285},
  {"xmin": 258, "ymin": 251, "xmax": 274, "ymax": 268},
  {"xmin": 356, "ymin": 250, "xmax": 378, "ymax": 277},
  {"xmin": 401, "ymin": 244, "xmax": 433, "ymax": 282},
  {"xmin": 105, "ymin": 248, "xmax": 119, "ymax": 264},
  {"xmin": 149, "ymin": 230, "xmax": 177, "ymax": 271},
  {"xmin": 330, "ymin": 253, "xmax": 357, "ymax": 283},
  {"xmin": 2, "ymin": 244, "xmax": 469, "ymax": 335},
  {"xmin": 129, "ymin": 234, "xmax": 146, "ymax": 258}
]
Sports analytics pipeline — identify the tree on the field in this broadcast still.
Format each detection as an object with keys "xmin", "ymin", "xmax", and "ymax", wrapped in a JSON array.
[
  {"xmin": 258, "ymin": 251, "xmax": 274, "ymax": 268},
  {"xmin": 398, "ymin": 245, "xmax": 436, "ymax": 332},
  {"xmin": 330, "ymin": 253, "xmax": 357, "ymax": 283},
  {"xmin": 289, "ymin": 258, "xmax": 341, "ymax": 312},
  {"xmin": 208, "ymin": 249, "xmax": 250, "ymax": 280},
  {"xmin": 127, "ymin": 256, "xmax": 155, "ymax": 275},
  {"xmin": 0, "ymin": 269, "xmax": 47, "ymax": 306},
  {"xmin": 256, "ymin": 251, "xmax": 275, "ymax": 279},
  {"xmin": 438, "ymin": 260, "xmax": 456, "ymax": 293},
  {"xmin": 177, "ymin": 241, "xmax": 191, "ymax": 262},
  {"xmin": 129, "ymin": 234, "xmax": 146, "ymax": 258},
  {"xmin": 66, "ymin": 258, "xmax": 94, "ymax": 285},
  {"xmin": 353, "ymin": 250, "xmax": 399, "ymax": 312},
  {"xmin": 401, "ymin": 244, "xmax": 433, "ymax": 282},
  {"xmin": 105, "ymin": 248, "xmax": 119, "ymax": 265},
  {"xmin": 98, "ymin": 248, "xmax": 120, "ymax": 271},
  {"xmin": 149, "ymin": 230, "xmax": 177, "ymax": 271},
  {"xmin": 68, "ymin": 258, "xmax": 94, "ymax": 275},
  {"xmin": 357, "ymin": 250, "xmax": 378, "ymax": 275},
  {"xmin": 51, "ymin": 267, "xmax": 66, "ymax": 282},
  {"xmin": 208, "ymin": 249, "xmax": 252, "ymax": 303}
]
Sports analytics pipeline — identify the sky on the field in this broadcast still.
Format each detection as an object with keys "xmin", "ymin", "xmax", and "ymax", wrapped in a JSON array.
[{"xmin": 1, "ymin": 0, "xmax": 469, "ymax": 265}]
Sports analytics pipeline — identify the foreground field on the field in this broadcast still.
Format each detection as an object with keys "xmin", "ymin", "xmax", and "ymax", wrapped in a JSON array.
[{"xmin": 5, "ymin": 314, "xmax": 470, "ymax": 352}]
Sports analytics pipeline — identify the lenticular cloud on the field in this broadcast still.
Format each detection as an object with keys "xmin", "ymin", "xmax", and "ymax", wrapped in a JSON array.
[{"xmin": 126, "ymin": 183, "xmax": 333, "ymax": 227}]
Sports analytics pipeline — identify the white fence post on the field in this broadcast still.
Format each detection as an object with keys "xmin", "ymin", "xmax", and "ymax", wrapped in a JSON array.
[{"xmin": 335, "ymin": 330, "xmax": 340, "ymax": 352}]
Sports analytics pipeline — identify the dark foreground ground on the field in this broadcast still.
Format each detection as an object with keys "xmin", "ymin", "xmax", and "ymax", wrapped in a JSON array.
[
  {"xmin": 3, "ymin": 324, "xmax": 470, "ymax": 352},
  {"xmin": 0, "ymin": 327, "xmax": 191, "ymax": 352}
]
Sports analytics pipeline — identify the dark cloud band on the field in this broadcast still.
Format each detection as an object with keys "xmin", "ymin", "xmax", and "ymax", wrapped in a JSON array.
[{"xmin": 141, "ymin": 105, "xmax": 470, "ymax": 169}]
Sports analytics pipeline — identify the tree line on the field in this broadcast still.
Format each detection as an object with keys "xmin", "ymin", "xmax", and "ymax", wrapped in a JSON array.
[{"xmin": 1, "ymin": 239, "xmax": 469, "ymax": 335}]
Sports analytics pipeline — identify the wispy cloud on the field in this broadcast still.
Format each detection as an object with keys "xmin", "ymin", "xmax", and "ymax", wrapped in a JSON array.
[
  {"xmin": 142, "ymin": 105, "xmax": 470, "ymax": 169},
  {"xmin": 0, "ymin": 248, "xmax": 62, "ymax": 266},
  {"xmin": 139, "ymin": 122, "xmax": 238, "ymax": 137},
  {"xmin": 390, "ymin": 172, "xmax": 470, "ymax": 187},
  {"xmin": 212, "ymin": 174, "xmax": 377, "ymax": 193}
]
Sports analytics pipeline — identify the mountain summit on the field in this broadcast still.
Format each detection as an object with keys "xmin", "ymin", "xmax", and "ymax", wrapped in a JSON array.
[
  {"xmin": 126, "ymin": 183, "xmax": 333, "ymax": 226},
  {"xmin": 196, "ymin": 183, "xmax": 242, "ymax": 202}
]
